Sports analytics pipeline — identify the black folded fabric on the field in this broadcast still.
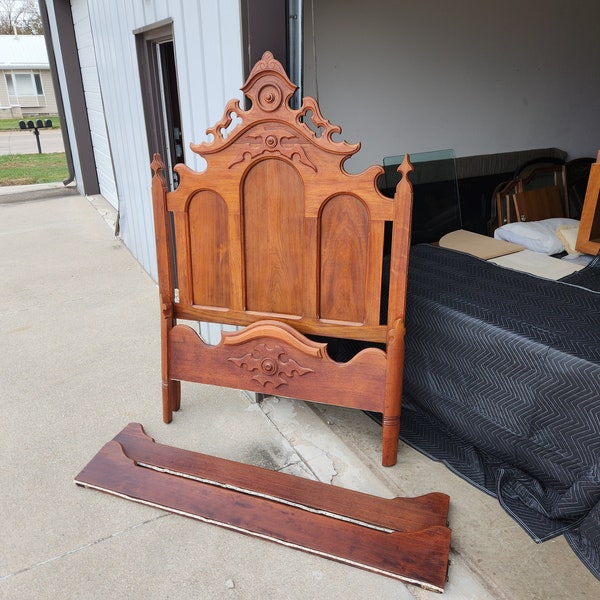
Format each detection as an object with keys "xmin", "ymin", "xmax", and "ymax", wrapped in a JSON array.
[{"xmin": 366, "ymin": 244, "xmax": 600, "ymax": 580}]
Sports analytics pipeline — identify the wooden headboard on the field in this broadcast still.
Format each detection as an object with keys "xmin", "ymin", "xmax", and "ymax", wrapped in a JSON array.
[{"xmin": 151, "ymin": 52, "xmax": 414, "ymax": 466}]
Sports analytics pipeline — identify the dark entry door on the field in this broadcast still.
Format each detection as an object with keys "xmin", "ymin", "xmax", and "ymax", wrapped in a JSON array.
[{"xmin": 136, "ymin": 21, "xmax": 183, "ymax": 190}]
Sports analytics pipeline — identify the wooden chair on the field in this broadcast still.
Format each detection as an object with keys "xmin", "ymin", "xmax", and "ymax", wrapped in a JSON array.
[
  {"xmin": 150, "ymin": 52, "xmax": 414, "ymax": 466},
  {"xmin": 491, "ymin": 164, "xmax": 569, "ymax": 231},
  {"xmin": 512, "ymin": 185, "xmax": 565, "ymax": 222},
  {"xmin": 516, "ymin": 163, "xmax": 568, "ymax": 207},
  {"xmin": 493, "ymin": 178, "xmax": 520, "ymax": 230},
  {"xmin": 513, "ymin": 163, "xmax": 569, "ymax": 222}
]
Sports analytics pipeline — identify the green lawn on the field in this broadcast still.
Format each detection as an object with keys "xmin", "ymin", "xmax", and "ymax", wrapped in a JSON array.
[
  {"xmin": 0, "ymin": 116, "xmax": 61, "ymax": 131},
  {"xmin": 0, "ymin": 152, "xmax": 68, "ymax": 186}
]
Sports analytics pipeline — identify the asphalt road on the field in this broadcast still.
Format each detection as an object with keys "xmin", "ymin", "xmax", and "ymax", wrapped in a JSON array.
[{"xmin": 0, "ymin": 128, "xmax": 65, "ymax": 155}]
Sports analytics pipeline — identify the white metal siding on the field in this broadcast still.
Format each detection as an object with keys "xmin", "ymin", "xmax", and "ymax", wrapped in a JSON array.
[
  {"xmin": 77, "ymin": 0, "xmax": 244, "ymax": 281},
  {"xmin": 71, "ymin": 0, "xmax": 118, "ymax": 209}
]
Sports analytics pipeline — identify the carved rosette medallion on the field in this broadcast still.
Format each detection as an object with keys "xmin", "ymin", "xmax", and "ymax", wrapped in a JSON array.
[
  {"xmin": 228, "ymin": 343, "xmax": 314, "ymax": 389},
  {"xmin": 257, "ymin": 83, "xmax": 283, "ymax": 111}
]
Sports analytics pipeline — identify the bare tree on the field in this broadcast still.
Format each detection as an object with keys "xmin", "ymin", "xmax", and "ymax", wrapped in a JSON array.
[{"xmin": 0, "ymin": 0, "xmax": 43, "ymax": 35}]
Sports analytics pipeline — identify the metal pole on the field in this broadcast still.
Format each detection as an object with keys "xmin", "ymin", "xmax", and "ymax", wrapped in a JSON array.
[{"xmin": 33, "ymin": 128, "xmax": 42, "ymax": 154}]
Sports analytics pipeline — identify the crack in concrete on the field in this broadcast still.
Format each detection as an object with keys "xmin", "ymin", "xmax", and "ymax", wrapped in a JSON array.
[
  {"xmin": 257, "ymin": 396, "xmax": 336, "ymax": 484},
  {"xmin": 0, "ymin": 514, "xmax": 170, "ymax": 581}
]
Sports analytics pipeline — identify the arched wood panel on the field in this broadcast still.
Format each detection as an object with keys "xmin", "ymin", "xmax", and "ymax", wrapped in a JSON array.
[
  {"xmin": 319, "ymin": 194, "xmax": 368, "ymax": 323},
  {"xmin": 243, "ymin": 159, "xmax": 305, "ymax": 315},
  {"xmin": 189, "ymin": 190, "xmax": 231, "ymax": 307}
]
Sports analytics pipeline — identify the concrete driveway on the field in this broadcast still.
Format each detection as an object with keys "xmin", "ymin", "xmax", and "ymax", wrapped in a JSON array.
[
  {"xmin": 2, "ymin": 185, "xmax": 598, "ymax": 599},
  {"xmin": 0, "ymin": 128, "xmax": 65, "ymax": 155}
]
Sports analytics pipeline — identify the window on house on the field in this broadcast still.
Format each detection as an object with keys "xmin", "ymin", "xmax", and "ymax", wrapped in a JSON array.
[
  {"xmin": 34, "ymin": 74, "xmax": 43, "ymax": 95},
  {"xmin": 5, "ymin": 72, "xmax": 44, "ymax": 97},
  {"xmin": 5, "ymin": 74, "xmax": 14, "ymax": 95}
]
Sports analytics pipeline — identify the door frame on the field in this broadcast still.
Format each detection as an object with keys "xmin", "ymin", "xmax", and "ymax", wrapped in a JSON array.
[{"xmin": 135, "ymin": 19, "xmax": 183, "ymax": 190}]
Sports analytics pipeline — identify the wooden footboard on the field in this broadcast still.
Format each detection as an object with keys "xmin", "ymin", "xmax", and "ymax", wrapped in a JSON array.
[{"xmin": 169, "ymin": 320, "xmax": 387, "ymax": 412}]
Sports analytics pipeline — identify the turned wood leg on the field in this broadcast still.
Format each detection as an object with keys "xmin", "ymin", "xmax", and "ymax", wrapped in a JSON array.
[
  {"xmin": 162, "ymin": 378, "xmax": 181, "ymax": 423},
  {"xmin": 171, "ymin": 379, "xmax": 181, "ymax": 412},
  {"xmin": 381, "ymin": 414, "xmax": 400, "ymax": 467},
  {"xmin": 382, "ymin": 318, "xmax": 405, "ymax": 467},
  {"xmin": 162, "ymin": 380, "xmax": 172, "ymax": 423}
]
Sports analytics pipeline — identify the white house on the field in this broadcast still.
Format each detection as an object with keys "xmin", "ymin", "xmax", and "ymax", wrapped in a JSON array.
[{"xmin": 0, "ymin": 34, "xmax": 58, "ymax": 117}]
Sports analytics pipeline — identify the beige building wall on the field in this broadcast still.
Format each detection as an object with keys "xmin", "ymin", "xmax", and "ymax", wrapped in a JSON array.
[
  {"xmin": 0, "ymin": 68, "xmax": 57, "ymax": 117},
  {"xmin": 0, "ymin": 71, "xmax": 9, "ymax": 107},
  {"xmin": 38, "ymin": 70, "xmax": 58, "ymax": 114}
]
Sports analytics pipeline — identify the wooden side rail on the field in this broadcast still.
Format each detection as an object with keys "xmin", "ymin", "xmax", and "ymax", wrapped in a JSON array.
[{"xmin": 75, "ymin": 424, "xmax": 451, "ymax": 592}]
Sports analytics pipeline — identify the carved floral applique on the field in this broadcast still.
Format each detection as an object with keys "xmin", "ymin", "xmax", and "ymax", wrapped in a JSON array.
[{"xmin": 228, "ymin": 343, "xmax": 314, "ymax": 389}]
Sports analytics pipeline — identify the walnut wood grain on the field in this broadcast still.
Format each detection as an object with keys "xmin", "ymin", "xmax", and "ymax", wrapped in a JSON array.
[
  {"xmin": 168, "ymin": 321, "xmax": 387, "ymax": 411},
  {"xmin": 111, "ymin": 423, "xmax": 450, "ymax": 532},
  {"xmin": 75, "ymin": 424, "xmax": 451, "ymax": 592}
]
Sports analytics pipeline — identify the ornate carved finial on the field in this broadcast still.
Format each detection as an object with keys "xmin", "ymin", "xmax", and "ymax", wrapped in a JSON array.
[
  {"xmin": 397, "ymin": 154, "xmax": 414, "ymax": 194},
  {"xmin": 151, "ymin": 153, "xmax": 165, "ymax": 176},
  {"xmin": 397, "ymin": 154, "xmax": 414, "ymax": 179},
  {"xmin": 241, "ymin": 51, "xmax": 297, "ymax": 114},
  {"xmin": 245, "ymin": 51, "xmax": 289, "ymax": 82},
  {"xmin": 151, "ymin": 153, "xmax": 167, "ymax": 190}
]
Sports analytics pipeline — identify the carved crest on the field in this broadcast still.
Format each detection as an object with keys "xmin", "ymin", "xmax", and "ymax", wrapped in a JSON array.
[
  {"xmin": 228, "ymin": 129, "xmax": 317, "ymax": 171},
  {"xmin": 189, "ymin": 51, "xmax": 359, "ymax": 166}
]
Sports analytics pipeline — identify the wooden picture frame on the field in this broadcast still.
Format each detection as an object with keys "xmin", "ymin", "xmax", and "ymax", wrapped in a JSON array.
[{"xmin": 575, "ymin": 150, "xmax": 600, "ymax": 255}]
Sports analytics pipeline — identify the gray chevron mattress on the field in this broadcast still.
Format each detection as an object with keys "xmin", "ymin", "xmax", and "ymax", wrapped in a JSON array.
[{"xmin": 394, "ymin": 244, "xmax": 600, "ymax": 580}]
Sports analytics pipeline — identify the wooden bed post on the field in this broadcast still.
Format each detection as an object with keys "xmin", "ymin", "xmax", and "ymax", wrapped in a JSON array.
[
  {"xmin": 382, "ymin": 318, "xmax": 405, "ymax": 466},
  {"xmin": 383, "ymin": 155, "xmax": 414, "ymax": 466},
  {"xmin": 151, "ymin": 154, "xmax": 180, "ymax": 422}
]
